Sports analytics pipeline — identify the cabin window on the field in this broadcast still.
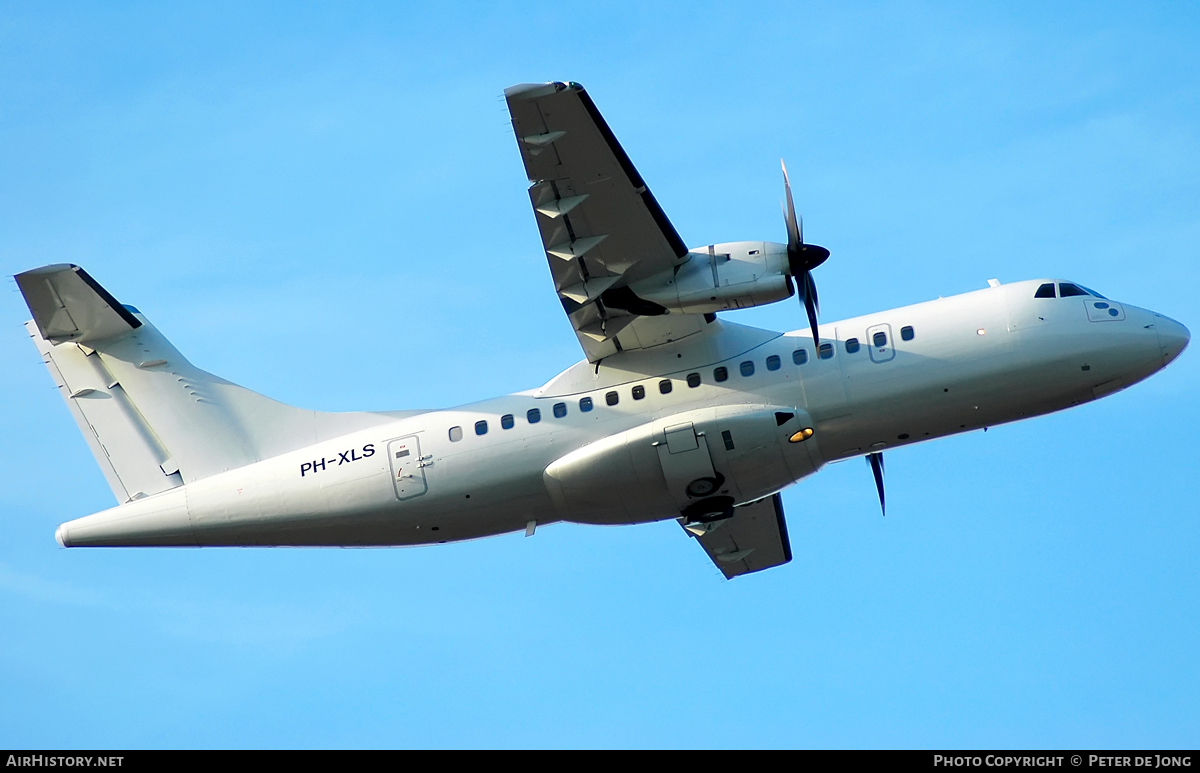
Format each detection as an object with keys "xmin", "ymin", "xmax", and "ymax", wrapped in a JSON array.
[
  {"xmin": 449, "ymin": 426, "xmax": 463, "ymax": 442},
  {"xmin": 606, "ymin": 391, "xmax": 619, "ymax": 406},
  {"xmin": 1034, "ymin": 283, "xmax": 1057, "ymax": 298},
  {"xmin": 475, "ymin": 420, "xmax": 488, "ymax": 436},
  {"xmin": 687, "ymin": 372, "xmax": 701, "ymax": 388},
  {"xmin": 818, "ymin": 343, "xmax": 834, "ymax": 359},
  {"xmin": 659, "ymin": 379, "xmax": 673, "ymax": 394},
  {"xmin": 845, "ymin": 338, "xmax": 860, "ymax": 354},
  {"xmin": 527, "ymin": 408, "xmax": 541, "ymax": 424},
  {"xmin": 632, "ymin": 385, "xmax": 646, "ymax": 400},
  {"xmin": 873, "ymin": 331, "xmax": 887, "ymax": 348},
  {"xmin": 740, "ymin": 361, "xmax": 755, "ymax": 377},
  {"xmin": 553, "ymin": 402, "xmax": 567, "ymax": 418},
  {"xmin": 901, "ymin": 326, "xmax": 914, "ymax": 341},
  {"xmin": 793, "ymin": 348, "xmax": 808, "ymax": 365},
  {"xmin": 501, "ymin": 414, "xmax": 514, "ymax": 430},
  {"xmin": 766, "ymin": 354, "xmax": 781, "ymax": 371},
  {"xmin": 1059, "ymin": 282, "xmax": 1088, "ymax": 297},
  {"xmin": 714, "ymin": 366, "xmax": 728, "ymax": 382},
  {"xmin": 579, "ymin": 397, "xmax": 593, "ymax": 412}
]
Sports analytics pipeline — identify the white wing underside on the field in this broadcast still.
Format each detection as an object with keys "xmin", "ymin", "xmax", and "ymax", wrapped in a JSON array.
[{"xmin": 685, "ymin": 494, "xmax": 793, "ymax": 579}]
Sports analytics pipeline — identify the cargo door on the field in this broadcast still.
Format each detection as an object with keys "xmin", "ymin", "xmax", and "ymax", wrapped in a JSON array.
[{"xmin": 388, "ymin": 435, "xmax": 428, "ymax": 500}]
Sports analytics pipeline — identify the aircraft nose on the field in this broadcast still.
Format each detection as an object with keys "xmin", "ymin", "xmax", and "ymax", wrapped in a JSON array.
[{"xmin": 1156, "ymin": 315, "xmax": 1190, "ymax": 366}]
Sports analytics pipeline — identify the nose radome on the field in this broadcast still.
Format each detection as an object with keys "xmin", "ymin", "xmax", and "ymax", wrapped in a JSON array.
[{"xmin": 1156, "ymin": 315, "xmax": 1190, "ymax": 366}]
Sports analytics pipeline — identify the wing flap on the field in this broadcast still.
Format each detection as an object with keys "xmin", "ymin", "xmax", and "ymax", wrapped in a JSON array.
[{"xmin": 684, "ymin": 494, "xmax": 792, "ymax": 579}]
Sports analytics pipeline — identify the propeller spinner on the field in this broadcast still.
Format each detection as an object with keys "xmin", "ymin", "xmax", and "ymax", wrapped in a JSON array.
[{"xmin": 781, "ymin": 160, "xmax": 830, "ymax": 349}]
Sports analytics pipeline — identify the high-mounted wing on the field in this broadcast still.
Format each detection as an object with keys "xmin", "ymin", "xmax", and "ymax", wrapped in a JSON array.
[
  {"xmin": 683, "ymin": 494, "xmax": 792, "ymax": 579},
  {"xmin": 505, "ymin": 82, "xmax": 706, "ymax": 362}
]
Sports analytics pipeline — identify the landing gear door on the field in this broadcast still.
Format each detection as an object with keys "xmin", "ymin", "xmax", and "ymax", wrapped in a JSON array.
[
  {"xmin": 656, "ymin": 422, "xmax": 719, "ymax": 510},
  {"xmin": 866, "ymin": 323, "xmax": 895, "ymax": 363},
  {"xmin": 388, "ymin": 435, "xmax": 428, "ymax": 500}
]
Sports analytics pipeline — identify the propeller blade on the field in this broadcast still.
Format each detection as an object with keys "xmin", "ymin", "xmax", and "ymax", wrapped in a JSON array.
[
  {"xmin": 805, "ymin": 267, "xmax": 819, "ymax": 315},
  {"xmin": 799, "ymin": 270, "xmax": 820, "ymax": 349},
  {"xmin": 781, "ymin": 160, "xmax": 801, "ymax": 251},
  {"xmin": 866, "ymin": 452, "xmax": 886, "ymax": 515},
  {"xmin": 781, "ymin": 158, "xmax": 829, "ymax": 350}
]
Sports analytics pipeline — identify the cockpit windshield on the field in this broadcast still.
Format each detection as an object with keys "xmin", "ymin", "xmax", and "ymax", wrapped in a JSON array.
[{"xmin": 1033, "ymin": 282, "xmax": 1109, "ymax": 300}]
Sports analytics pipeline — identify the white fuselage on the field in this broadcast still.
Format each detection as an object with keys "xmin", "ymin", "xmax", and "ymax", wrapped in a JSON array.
[{"xmin": 55, "ymin": 279, "xmax": 1188, "ymax": 548}]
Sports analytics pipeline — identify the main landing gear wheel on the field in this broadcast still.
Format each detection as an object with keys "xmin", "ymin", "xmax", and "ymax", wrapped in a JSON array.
[
  {"xmin": 685, "ymin": 473, "xmax": 726, "ymax": 498},
  {"xmin": 681, "ymin": 496, "xmax": 735, "ymax": 524}
]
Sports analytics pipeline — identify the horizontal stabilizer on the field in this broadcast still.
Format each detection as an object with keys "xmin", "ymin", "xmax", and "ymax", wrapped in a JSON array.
[{"xmin": 16, "ymin": 264, "xmax": 142, "ymax": 344}]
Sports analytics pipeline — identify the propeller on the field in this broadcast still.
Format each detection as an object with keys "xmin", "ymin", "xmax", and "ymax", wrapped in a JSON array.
[
  {"xmin": 866, "ymin": 452, "xmax": 886, "ymax": 516},
  {"xmin": 781, "ymin": 160, "xmax": 830, "ymax": 350}
]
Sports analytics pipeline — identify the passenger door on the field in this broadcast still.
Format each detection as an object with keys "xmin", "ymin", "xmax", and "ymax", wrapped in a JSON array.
[{"xmin": 387, "ymin": 435, "xmax": 428, "ymax": 500}]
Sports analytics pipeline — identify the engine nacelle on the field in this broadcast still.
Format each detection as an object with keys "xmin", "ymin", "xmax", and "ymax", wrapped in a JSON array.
[{"xmin": 630, "ymin": 241, "xmax": 793, "ymax": 315}]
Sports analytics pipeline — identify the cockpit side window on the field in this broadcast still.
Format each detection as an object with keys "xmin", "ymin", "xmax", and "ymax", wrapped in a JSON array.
[
  {"xmin": 1059, "ymin": 282, "xmax": 1089, "ymax": 297},
  {"xmin": 1080, "ymin": 285, "xmax": 1108, "ymax": 299},
  {"xmin": 1034, "ymin": 283, "xmax": 1056, "ymax": 298}
]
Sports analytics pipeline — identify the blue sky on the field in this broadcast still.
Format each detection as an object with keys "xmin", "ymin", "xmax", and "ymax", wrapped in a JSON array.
[{"xmin": 1, "ymin": 1, "xmax": 1197, "ymax": 749}]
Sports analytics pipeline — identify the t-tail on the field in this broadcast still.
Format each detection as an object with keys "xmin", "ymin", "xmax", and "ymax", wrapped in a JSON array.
[{"xmin": 17, "ymin": 264, "xmax": 404, "ymax": 543}]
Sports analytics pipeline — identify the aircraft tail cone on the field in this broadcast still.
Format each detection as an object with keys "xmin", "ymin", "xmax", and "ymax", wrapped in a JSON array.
[{"xmin": 55, "ymin": 487, "xmax": 195, "ymax": 548}]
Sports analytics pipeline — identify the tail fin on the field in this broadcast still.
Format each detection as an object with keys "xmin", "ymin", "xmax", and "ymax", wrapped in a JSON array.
[{"xmin": 18, "ymin": 264, "xmax": 409, "ymax": 504}]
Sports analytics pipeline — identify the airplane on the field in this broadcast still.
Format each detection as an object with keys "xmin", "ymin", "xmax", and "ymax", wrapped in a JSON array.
[{"xmin": 16, "ymin": 81, "xmax": 1190, "ymax": 579}]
